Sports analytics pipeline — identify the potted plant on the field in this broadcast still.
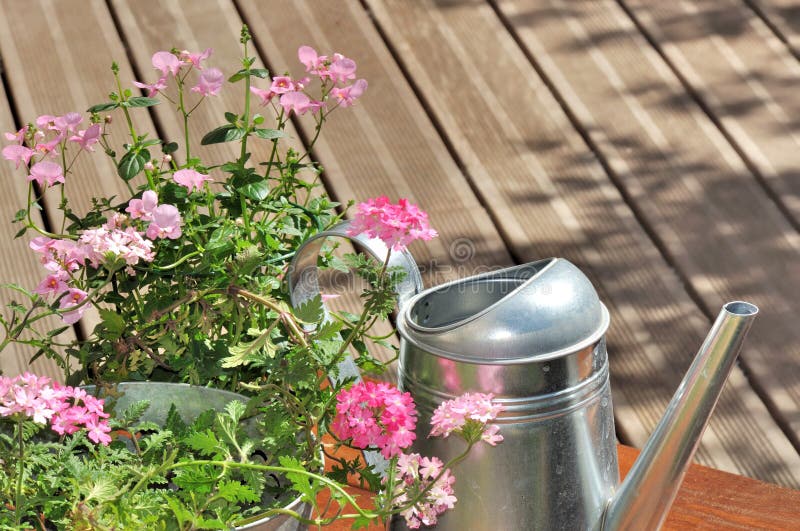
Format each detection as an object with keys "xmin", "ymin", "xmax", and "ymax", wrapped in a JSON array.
[{"xmin": 0, "ymin": 26, "xmax": 503, "ymax": 529}]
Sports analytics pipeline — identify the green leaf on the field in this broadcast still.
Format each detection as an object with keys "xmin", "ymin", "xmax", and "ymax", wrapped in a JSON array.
[
  {"xmin": 313, "ymin": 321, "xmax": 343, "ymax": 341},
  {"xmin": 98, "ymin": 309, "xmax": 125, "ymax": 339},
  {"xmin": 162, "ymin": 141, "xmax": 179, "ymax": 154},
  {"xmin": 224, "ymin": 111, "xmax": 238, "ymax": 123},
  {"xmin": 184, "ymin": 429, "xmax": 221, "ymax": 456},
  {"xmin": 237, "ymin": 179, "xmax": 269, "ymax": 201},
  {"xmin": 206, "ymin": 225, "xmax": 237, "ymax": 254},
  {"xmin": 82, "ymin": 476, "xmax": 119, "ymax": 502},
  {"xmin": 221, "ymin": 329, "xmax": 275, "ymax": 368},
  {"xmin": 201, "ymin": 124, "xmax": 247, "ymax": 145},
  {"xmin": 87, "ymin": 102, "xmax": 119, "ymax": 113},
  {"xmin": 252, "ymin": 128, "xmax": 284, "ymax": 140},
  {"xmin": 217, "ymin": 480, "xmax": 260, "ymax": 503},
  {"xmin": 117, "ymin": 150, "xmax": 148, "ymax": 180},
  {"xmin": 293, "ymin": 294, "xmax": 324, "ymax": 324},
  {"xmin": 278, "ymin": 455, "xmax": 319, "ymax": 502},
  {"xmin": 250, "ymin": 68, "xmax": 269, "ymax": 78},
  {"xmin": 124, "ymin": 96, "xmax": 161, "ymax": 108}
]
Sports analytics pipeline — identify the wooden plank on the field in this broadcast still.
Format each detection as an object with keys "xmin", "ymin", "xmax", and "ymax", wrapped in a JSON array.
[
  {"xmin": 0, "ymin": 83, "xmax": 68, "ymax": 380},
  {"xmin": 495, "ymin": 0, "xmax": 800, "ymax": 475},
  {"xmin": 747, "ymin": 0, "xmax": 800, "ymax": 58},
  {"xmin": 621, "ymin": 0, "xmax": 800, "ymax": 226},
  {"xmin": 362, "ymin": 0, "xmax": 800, "ymax": 486}
]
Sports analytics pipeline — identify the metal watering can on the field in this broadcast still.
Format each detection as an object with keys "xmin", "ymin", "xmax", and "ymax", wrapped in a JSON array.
[{"xmin": 288, "ymin": 221, "xmax": 758, "ymax": 530}]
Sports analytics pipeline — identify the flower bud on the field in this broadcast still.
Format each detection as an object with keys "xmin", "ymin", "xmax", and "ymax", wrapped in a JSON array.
[
  {"xmin": 162, "ymin": 154, "xmax": 172, "ymax": 164},
  {"xmin": 144, "ymin": 161, "xmax": 155, "ymax": 172},
  {"xmin": 104, "ymin": 115, "xmax": 113, "ymax": 124}
]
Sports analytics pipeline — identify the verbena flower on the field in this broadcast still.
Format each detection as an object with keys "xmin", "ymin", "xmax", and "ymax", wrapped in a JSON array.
[
  {"xmin": 332, "ymin": 381, "xmax": 417, "ymax": 458},
  {"xmin": 347, "ymin": 196, "xmax": 439, "ymax": 252},
  {"xmin": 0, "ymin": 373, "xmax": 111, "ymax": 445},
  {"xmin": 429, "ymin": 392, "xmax": 505, "ymax": 446},
  {"xmin": 392, "ymin": 453, "xmax": 457, "ymax": 529}
]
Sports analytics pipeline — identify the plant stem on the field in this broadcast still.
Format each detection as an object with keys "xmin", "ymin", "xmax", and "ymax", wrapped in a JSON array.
[{"xmin": 15, "ymin": 418, "xmax": 24, "ymax": 527}]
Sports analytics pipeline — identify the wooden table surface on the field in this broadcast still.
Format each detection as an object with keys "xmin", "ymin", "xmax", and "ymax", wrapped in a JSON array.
[{"xmin": 320, "ymin": 445, "xmax": 800, "ymax": 530}]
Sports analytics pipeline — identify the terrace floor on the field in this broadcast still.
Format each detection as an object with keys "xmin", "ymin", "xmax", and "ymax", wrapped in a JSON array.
[{"xmin": 1, "ymin": 0, "xmax": 799, "ymax": 488}]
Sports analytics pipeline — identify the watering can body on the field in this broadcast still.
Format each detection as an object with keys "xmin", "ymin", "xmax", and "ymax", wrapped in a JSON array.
[{"xmin": 288, "ymin": 221, "xmax": 758, "ymax": 531}]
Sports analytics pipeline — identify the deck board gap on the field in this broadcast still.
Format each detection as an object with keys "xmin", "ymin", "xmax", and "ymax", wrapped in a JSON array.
[
  {"xmin": 742, "ymin": 0, "xmax": 800, "ymax": 61},
  {"xmin": 615, "ymin": 0, "xmax": 800, "ymax": 233}
]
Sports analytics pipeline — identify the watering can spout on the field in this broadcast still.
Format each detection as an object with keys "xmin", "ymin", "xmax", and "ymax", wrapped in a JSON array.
[{"xmin": 602, "ymin": 301, "xmax": 759, "ymax": 531}]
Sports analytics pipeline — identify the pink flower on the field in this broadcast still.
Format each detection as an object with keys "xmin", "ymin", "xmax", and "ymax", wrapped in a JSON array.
[
  {"xmin": 429, "ymin": 392, "xmax": 504, "ymax": 445},
  {"xmin": 28, "ymin": 161, "xmax": 65, "ymax": 187},
  {"xmin": 53, "ymin": 113, "xmax": 83, "ymax": 134},
  {"xmin": 298, "ymin": 45, "xmax": 329, "ymax": 77},
  {"xmin": 179, "ymin": 47, "xmax": 213, "ymax": 68},
  {"xmin": 173, "ymin": 168, "xmax": 211, "ymax": 192},
  {"xmin": 250, "ymin": 86, "xmax": 275, "ymax": 105},
  {"xmin": 86, "ymin": 418, "xmax": 112, "ymax": 445},
  {"xmin": 191, "ymin": 67, "xmax": 224, "ymax": 97},
  {"xmin": 59, "ymin": 288, "xmax": 88, "ymax": 324},
  {"xmin": 36, "ymin": 115, "xmax": 57, "ymax": 130},
  {"xmin": 133, "ymin": 75, "xmax": 168, "ymax": 97},
  {"xmin": 279, "ymin": 91, "xmax": 312, "ymax": 116},
  {"xmin": 79, "ymin": 226, "xmax": 155, "ymax": 267},
  {"xmin": 33, "ymin": 271, "xmax": 70, "ymax": 298},
  {"xmin": 392, "ymin": 453, "xmax": 457, "ymax": 528},
  {"xmin": 329, "ymin": 56, "xmax": 357, "ymax": 84},
  {"xmin": 329, "ymin": 79, "xmax": 368, "ymax": 108},
  {"xmin": 269, "ymin": 76, "xmax": 295, "ymax": 94},
  {"xmin": 2, "ymin": 144, "xmax": 34, "ymax": 169},
  {"xmin": 332, "ymin": 381, "xmax": 417, "ymax": 459},
  {"xmin": 146, "ymin": 204, "xmax": 182, "ymax": 240},
  {"xmin": 68, "ymin": 123, "xmax": 102, "ymax": 152},
  {"xmin": 4, "ymin": 126, "xmax": 28, "ymax": 144},
  {"xmin": 126, "ymin": 190, "xmax": 159, "ymax": 221},
  {"xmin": 347, "ymin": 196, "xmax": 438, "ymax": 252},
  {"xmin": 152, "ymin": 51, "xmax": 182, "ymax": 76}
]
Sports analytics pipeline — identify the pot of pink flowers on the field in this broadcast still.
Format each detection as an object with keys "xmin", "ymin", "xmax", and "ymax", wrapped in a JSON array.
[{"xmin": 0, "ymin": 24, "xmax": 505, "ymax": 530}]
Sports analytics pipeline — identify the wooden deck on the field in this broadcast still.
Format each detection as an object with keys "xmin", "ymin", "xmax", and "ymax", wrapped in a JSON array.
[{"xmin": 1, "ymin": 0, "xmax": 799, "ymax": 488}]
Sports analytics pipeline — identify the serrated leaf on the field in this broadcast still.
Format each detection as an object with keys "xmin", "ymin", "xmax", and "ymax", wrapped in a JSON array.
[
  {"xmin": 184, "ymin": 429, "xmax": 221, "ymax": 456},
  {"xmin": 201, "ymin": 124, "xmax": 246, "ymax": 145},
  {"xmin": 313, "ymin": 321, "xmax": 343, "ymax": 341},
  {"xmin": 252, "ymin": 128, "xmax": 284, "ymax": 140},
  {"xmin": 221, "ymin": 329, "xmax": 275, "ymax": 368},
  {"xmin": 124, "ymin": 96, "xmax": 161, "ymax": 108},
  {"xmin": 172, "ymin": 466, "xmax": 216, "ymax": 495},
  {"xmin": 278, "ymin": 455, "xmax": 318, "ymax": 502},
  {"xmin": 120, "ymin": 400, "xmax": 152, "ymax": 424},
  {"xmin": 98, "ymin": 309, "xmax": 125, "ymax": 339},
  {"xmin": 217, "ymin": 480, "xmax": 260, "ymax": 503},
  {"xmin": 87, "ymin": 102, "xmax": 119, "ymax": 113},
  {"xmin": 82, "ymin": 476, "xmax": 118, "ymax": 502},
  {"xmin": 293, "ymin": 294, "xmax": 324, "ymax": 324}
]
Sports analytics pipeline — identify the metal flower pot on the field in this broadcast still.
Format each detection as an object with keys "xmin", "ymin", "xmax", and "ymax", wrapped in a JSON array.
[{"xmin": 84, "ymin": 382, "xmax": 311, "ymax": 530}]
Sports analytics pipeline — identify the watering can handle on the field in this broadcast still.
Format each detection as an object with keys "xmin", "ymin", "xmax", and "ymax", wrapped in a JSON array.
[
  {"xmin": 286, "ymin": 219, "xmax": 424, "ymax": 314},
  {"xmin": 286, "ymin": 220, "xmax": 422, "ymax": 476}
]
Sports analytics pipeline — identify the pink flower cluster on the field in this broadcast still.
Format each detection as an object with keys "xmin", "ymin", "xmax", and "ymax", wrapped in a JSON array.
[
  {"xmin": 0, "ymin": 373, "xmax": 111, "ymax": 445},
  {"xmin": 2, "ymin": 113, "xmax": 101, "ymax": 186},
  {"xmin": 249, "ymin": 45, "xmax": 367, "ymax": 116},
  {"xmin": 392, "ymin": 453, "xmax": 457, "ymax": 529},
  {"xmin": 125, "ymin": 190, "xmax": 183, "ymax": 239},
  {"xmin": 134, "ymin": 48, "xmax": 223, "ymax": 98},
  {"xmin": 347, "ymin": 196, "xmax": 439, "ymax": 252},
  {"xmin": 429, "ymin": 392, "xmax": 504, "ymax": 446},
  {"xmin": 332, "ymin": 381, "xmax": 417, "ymax": 459}
]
